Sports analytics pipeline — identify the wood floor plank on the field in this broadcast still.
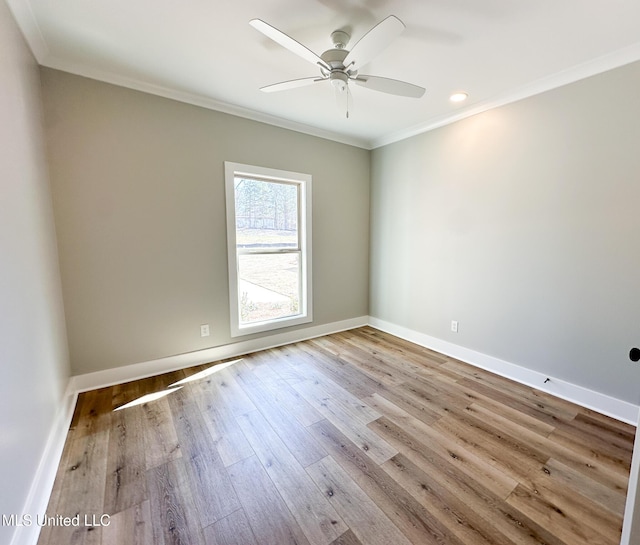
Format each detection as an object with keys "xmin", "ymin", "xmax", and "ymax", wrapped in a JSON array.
[
  {"xmin": 202, "ymin": 509, "xmax": 259, "ymax": 545},
  {"xmin": 168, "ymin": 387, "xmax": 241, "ymax": 527},
  {"xmin": 141, "ymin": 395, "xmax": 181, "ymax": 470},
  {"xmin": 104, "ymin": 405, "xmax": 148, "ymax": 514},
  {"xmin": 371, "ymin": 417, "xmax": 568, "ymax": 545},
  {"xmin": 257, "ymin": 373, "xmax": 326, "ymax": 427},
  {"xmin": 112, "ymin": 378, "xmax": 144, "ymax": 411},
  {"xmin": 240, "ymin": 350, "xmax": 325, "ymax": 426},
  {"xmin": 68, "ymin": 386, "xmax": 113, "ymax": 438},
  {"xmin": 348, "ymin": 328, "xmax": 449, "ymax": 368},
  {"xmin": 308, "ymin": 418, "xmax": 468, "ymax": 545},
  {"xmin": 466, "ymin": 401, "xmax": 632, "ymax": 486},
  {"xmin": 548, "ymin": 420, "xmax": 632, "ymax": 473},
  {"xmin": 200, "ymin": 365, "xmax": 256, "ymax": 417},
  {"xmin": 455, "ymin": 387, "xmax": 556, "ymax": 438},
  {"xmin": 432, "ymin": 411, "xmax": 547, "ymax": 484},
  {"xmin": 333, "ymin": 330, "xmax": 453, "ymax": 386},
  {"xmin": 258, "ymin": 345, "xmax": 382, "ymax": 425},
  {"xmin": 308, "ymin": 337, "xmax": 405, "ymax": 386},
  {"xmin": 579, "ymin": 407, "xmax": 637, "ymax": 437},
  {"xmin": 38, "ymin": 430, "xmax": 110, "ymax": 545},
  {"xmin": 233, "ymin": 360, "xmax": 327, "ymax": 467},
  {"xmin": 146, "ymin": 458, "xmax": 205, "ymax": 545},
  {"xmin": 54, "ymin": 430, "xmax": 111, "ymax": 516},
  {"xmin": 67, "ymin": 391, "xmax": 88, "ymax": 435},
  {"xmin": 307, "ymin": 455, "xmax": 413, "ymax": 545},
  {"xmin": 382, "ymin": 453, "xmax": 516, "ymax": 545},
  {"xmin": 571, "ymin": 411, "xmax": 635, "ymax": 451},
  {"xmin": 442, "ymin": 359, "xmax": 551, "ymax": 404},
  {"xmin": 241, "ymin": 350, "xmax": 282, "ymax": 375},
  {"xmin": 327, "ymin": 529, "xmax": 364, "ymax": 545},
  {"xmin": 456, "ymin": 375, "xmax": 578, "ymax": 426},
  {"xmin": 192, "ymin": 375, "xmax": 255, "ymax": 467},
  {"xmin": 517, "ymin": 465, "xmax": 623, "ymax": 543},
  {"xmin": 541, "ymin": 457, "xmax": 627, "ymax": 515},
  {"xmin": 291, "ymin": 367, "xmax": 381, "ymax": 425},
  {"xmin": 396, "ymin": 378, "xmax": 471, "ymax": 417},
  {"xmin": 137, "ymin": 369, "xmax": 187, "ymax": 395},
  {"xmin": 376, "ymin": 386, "xmax": 443, "ymax": 426},
  {"xmin": 291, "ymin": 378, "xmax": 397, "ymax": 464},
  {"xmin": 101, "ymin": 500, "xmax": 153, "ymax": 545},
  {"xmin": 461, "ymin": 403, "xmax": 552, "ymax": 464},
  {"xmin": 199, "ymin": 397, "xmax": 255, "ymax": 467},
  {"xmin": 237, "ymin": 409, "xmax": 348, "ymax": 545},
  {"xmin": 57, "ymin": 526, "xmax": 102, "ymax": 545},
  {"xmin": 457, "ymin": 403, "xmax": 630, "ymax": 494},
  {"xmin": 226, "ymin": 456, "xmax": 312, "ymax": 545},
  {"xmin": 287, "ymin": 342, "xmax": 387, "ymax": 399},
  {"xmin": 364, "ymin": 400, "xmax": 518, "ymax": 499},
  {"xmin": 506, "ymin": 484, "xmax": 615, "ymax": 545}
]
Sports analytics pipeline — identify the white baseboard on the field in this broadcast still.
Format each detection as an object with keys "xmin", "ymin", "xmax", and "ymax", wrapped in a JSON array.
[
  {"xmin": 69, "ymin": 316, "xmax": 369, "ymax": 394},
  {"xmin": 10, "ymin": 387, "xmax": 78, "ymax": 545},
  {"xmin": 368, "ymin": 317, "xmax": 639, "ymax": 426}
]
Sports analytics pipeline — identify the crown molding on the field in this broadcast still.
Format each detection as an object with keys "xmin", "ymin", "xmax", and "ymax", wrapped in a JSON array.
[
  {"xmin": 6, "ymin": 0, "xmax": 49, "ymax": 61},
  {"xmin": 40, "ymin": 56, "xmax": 371, "ymax": 150},
  {"xmin": 371, "ymin": 41, "xmax": 640, "ymax": 149}
]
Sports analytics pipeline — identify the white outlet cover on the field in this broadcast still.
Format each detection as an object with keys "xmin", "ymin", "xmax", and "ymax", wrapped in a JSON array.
[{"xmin": 200, "ymin": 324, "xmax": 210, "ymax": 337}]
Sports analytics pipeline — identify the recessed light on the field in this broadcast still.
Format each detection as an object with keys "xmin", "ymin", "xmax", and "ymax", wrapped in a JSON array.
[{"xmin": 450, "ymin": 92, "xmax": 468, "ymax": 103}]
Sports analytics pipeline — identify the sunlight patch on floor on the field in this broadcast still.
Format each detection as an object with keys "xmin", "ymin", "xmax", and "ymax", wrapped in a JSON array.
[
  {"xmin": 114, "ymin": 386, "xmax": 183, "ymax": 411},
  {"xmin": 168, "ymin": 358, "xmax": 243, "ymax": 388}
]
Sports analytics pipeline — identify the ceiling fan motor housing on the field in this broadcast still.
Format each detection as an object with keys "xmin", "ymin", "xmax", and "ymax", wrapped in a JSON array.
[
  {"xmin": 320, "ymin": 48, "xmax": 355, "ymax": 91},
  {"xmin": 320, "ymin": 48, "xmax": 349, "ymax": 68}
]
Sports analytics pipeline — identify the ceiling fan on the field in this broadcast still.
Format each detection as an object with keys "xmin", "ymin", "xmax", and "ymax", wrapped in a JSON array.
[{"xmin": 249, "ymin": 15, "xmax": 425, "ymax": 117}]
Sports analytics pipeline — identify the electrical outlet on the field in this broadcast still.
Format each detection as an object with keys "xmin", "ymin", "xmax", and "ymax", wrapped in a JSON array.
[
  {"xmin": 451, "ymin": 320, "xmax": 458, "ymax": 333},
  {"xmin": 200, "ymin": 324, "xmax": 210, "ymax": 337}
]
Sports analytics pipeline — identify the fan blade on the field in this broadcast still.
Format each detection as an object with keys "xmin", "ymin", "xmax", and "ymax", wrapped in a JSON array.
[
  {"xmin": 250, "ymin": 19, "xmax": 331, "ymax": 71},
  {"xmin": 260, "ymin": 77, "xmax": 326, "ymax": 93},
  {"xmin": 354, "ymin": 75, "xmax": 425, "ymax": 98},
  {"xmin": 343, "ymin": 15, "xmax": 405, "ymax": 71}
]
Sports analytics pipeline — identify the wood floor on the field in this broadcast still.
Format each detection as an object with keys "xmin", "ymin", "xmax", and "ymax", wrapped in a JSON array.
[{"xmin": 38, "ymin": 327, "xmax": 635, "ymax": 545}]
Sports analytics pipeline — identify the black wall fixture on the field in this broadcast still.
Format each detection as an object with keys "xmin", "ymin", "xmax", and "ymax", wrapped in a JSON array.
[{"xmin": 630, "ymin": 347, "xmax": 640, "ymax": 362}]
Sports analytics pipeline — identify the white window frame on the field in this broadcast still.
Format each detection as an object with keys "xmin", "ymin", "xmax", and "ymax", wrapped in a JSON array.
[{"xmin": 225, "ymin": 161, "xmax": 313, "ymax": 337}]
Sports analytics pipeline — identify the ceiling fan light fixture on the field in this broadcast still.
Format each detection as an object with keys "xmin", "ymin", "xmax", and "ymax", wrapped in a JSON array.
[
  {"xmin": 450, "ymin": 92, "xmax": 468, "ymax": 103},
  {"xmin": 330, "ymin": 71, "xmax": 348, "ymax": 92}
]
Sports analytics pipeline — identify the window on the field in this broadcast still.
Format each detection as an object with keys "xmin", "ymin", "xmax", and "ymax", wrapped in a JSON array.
[{"xmin": 225, "ymin": 162, "xmax": 312, "ymax": 336}]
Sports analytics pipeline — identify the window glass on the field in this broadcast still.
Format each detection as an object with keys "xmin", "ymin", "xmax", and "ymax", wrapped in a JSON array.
[{"xmin": 225, "ymin": 162, "xmax": 312, "ymax": 337}]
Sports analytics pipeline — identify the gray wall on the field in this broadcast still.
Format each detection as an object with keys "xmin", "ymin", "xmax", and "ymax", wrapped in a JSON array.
[
  {"xmin": 370, "ymin": 60, "xmax": 640, "ymax": 404},
  {"xmin": 41, "ymin": 69, "xmax": 370, "ymax": 375},
  {"xmin": 0, "ymin": 3, "xmax": 70, "ymax": 542}
]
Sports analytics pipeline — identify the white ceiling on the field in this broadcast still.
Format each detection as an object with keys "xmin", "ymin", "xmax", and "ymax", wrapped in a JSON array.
[{"xmin": 8, "ymin": 0, "xmax": 640, "ymax": 149}]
